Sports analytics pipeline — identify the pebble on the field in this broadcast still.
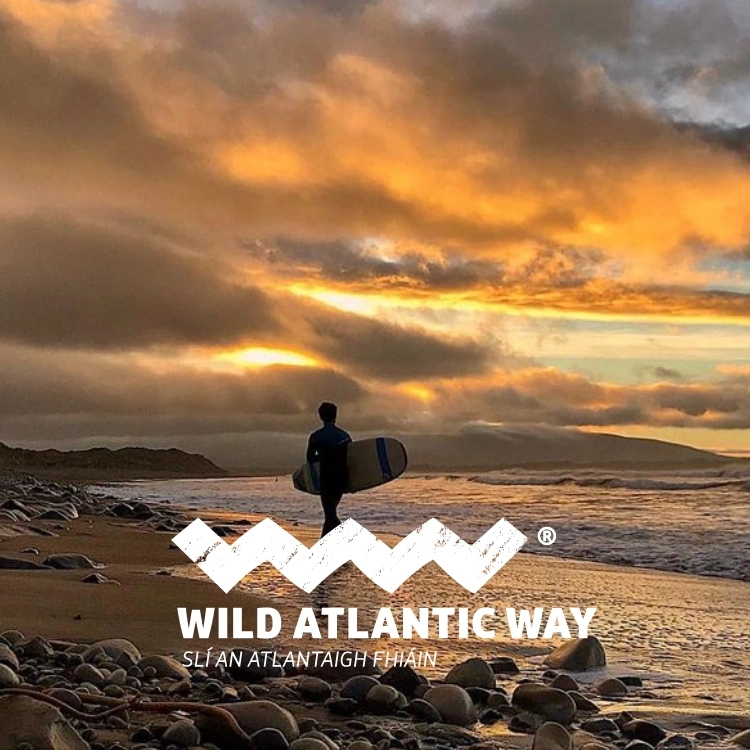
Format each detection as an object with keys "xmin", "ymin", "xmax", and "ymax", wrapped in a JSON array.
[
  {"xmin": 341, "ymin": 675, "xmax": 381, "ymax": 703},
  {"xmin": 533, "ymin": 722, "xmax": 573, "ymax": 750},
  {"xmin": 298, "ymin": 676, "xmax": 333, "ymax": 701},
  {"xmin": 543, "ymin": 637, "xmax": 607, "ymax": 672},
  {"xmin": 622, "ymin": 720, "xmax": 668, "ymax": 745},
  {"xmin": 445, "ymin": 658, "xmax": 496, "ymax": 690},
  {"xmin": 365, "ymin": 684, "xmax": 402, "ymax": 714},
  {"xmin": 596, "ymin": 678, "xmax": 629, "ymax": 698},
  {"xmin": 252, "ymin": 728, "xmax": 291, "ymax": 750},
  {"xmin": 512, "ymin": 683, "xmax": 577, "ymax": 725},
  {"xmin": 162, "ymin": 719, "xmax": 201, "ymax": 747},
  {"xmin": 423, "ymin": 684, "xmax": 477, "ymax": 726}
]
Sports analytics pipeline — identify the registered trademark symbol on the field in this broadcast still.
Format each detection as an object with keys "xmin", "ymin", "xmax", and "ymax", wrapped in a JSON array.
[{"xmin": 538, "ymin": 527, "xmax": 556, "ymax": 546}]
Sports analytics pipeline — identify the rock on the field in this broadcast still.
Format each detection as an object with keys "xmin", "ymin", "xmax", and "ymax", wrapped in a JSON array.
[
  {"xmin": 414, "ymin": 722, "xmax": 480, "ymax": 745},
  {"xmin": 626, "ymin": 742, "xmax": 655, "ymax": 750},
  {"xmin": 348, "ymin": 742, "xmax": 373, "ymax": 750},
  {"xmin": 81, "ymin": 573, "xmax": 120, "ymax": 584},
  {"xmin": 543, "ymin": 637, "xmax": 606, "ymax": 672},
  {"xmin": 18, "ymin": 635, "xmax": 54, "ymax": 659},
  {"xmin": 568, "ymin": 691, "xmax": 600, "ymax": 712},
  {"xmin": 162, "ymin": 719, "xmax": 201, "ymax": 747},
  {"xmin": 82, "ymin": 638, "xmax": 141, "ymax": 666},
  {"xmin": 137, "ymin": 654, "xmax": 190, "ymax": 680},
  {"xmin": 409, "ymin": 698, "xmax": 443, "ymax": 723},
  {"xmin": 47, "ymin": 689, "xmax": 82, "ymax": 711},
  {"xmin": 658, "ymin": 736, "xmax": 693, "ymax": 750},
  {"xmin": 581, "ymin": 718, "xmax": 619, "ymax": 735},
  {"xmin": 43, "ymin": 553, "xmax": 103, "ymax": 570},
  {"xmin": 512, "ymin": 683, "xmax": 577, "ymax": 725},
  {"xmin": 487, "ymin": 692, "xmax": 509, "ymax": 709},
  {"xmin": 73, "ymin": 663, "xmax": 105, "ymax": 687},
  {"xmin": 341, "ymin": 675, "xmax": 380, "ymax": 703},
  {"xmin": 0, "ymin": 555, "xmax": 48, "ymax": 570},
  {"xmin": 365, "ymin": 684, "xmax": 401, "ymax": 714},
  {"xmin": 622, "ymin": 721, "xmax": 668, "ymax": 746},
  {"xmin": 298, "ymin": 732, "xmax": 337, "ymax": 750},
  {"xmin": 0, "ymin": 694, "xmax": 89, "ymax": 750},
  {"xmin": 225, "ymin": 649, "xmax": 284, "ymax": 681},
  {"xmin": 0, "ymin": 629, "xmax": 24, "ymax": 646},
  {"xmin": 551, "ymin": 674, "xmax": 579, "ymax": 691},
  {"xmin": 445, "ymin": 657, "xmax": 496, "ymax": 689},
  {"xmin": 0, "ymin": 642, "xmax": 20, "ymax": 670},
  {"xmin": 289, "ymin": 740, "xmax": 330, "ymax": 750},
  {"xmin": 424, "ymin": 684, "xmax": 477, "ymax": 726},
  {"xmin": 489, "ymin": 656, "xmax": 520, "ymax": 675},
  {"xmin": 252, "ymin": 728, "xmax": 291, "ymax": 750},
  {"xmin": 0, "ymin": 663, "xmax": 19, "ymax": 687},
  {"xmin": 301, "ymin": 651, "xmax": 380, "ymax": 681},
  {"xmin": 597, "ymin": 678, "xmax": 628, "ymax": 697},
  {"xmin": 533, "ymin": 722, "xmax": 573, "ymax": 750},
  {"xmin": 731, "ymin": 730, "xmax": 750, "ymax": 749},
  {"xmin": 380, "ymin": 664, "xmax": 425, "ymax": 697},
  {"xmin": 221, "ymin": 700, "xmax": 299, "ymax": 741},
  {"xmin": 298, "ymin": 676, "xmax": 332, "ymax": 701}
]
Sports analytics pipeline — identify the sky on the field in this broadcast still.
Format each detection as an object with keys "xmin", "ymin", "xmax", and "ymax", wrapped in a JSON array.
[{"xmin": 1, "ymin": 0, "xmax": 750, "ymax": 465}]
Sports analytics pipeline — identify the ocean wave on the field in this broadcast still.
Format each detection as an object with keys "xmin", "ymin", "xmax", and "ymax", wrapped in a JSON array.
[{"xmin": 470, "ymin": 473, "xmax": 749, "ymax": 491}]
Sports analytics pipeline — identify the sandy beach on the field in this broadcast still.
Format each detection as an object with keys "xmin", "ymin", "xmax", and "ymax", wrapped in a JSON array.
[{"xmin": 2, "ymin": 475, "xmax": 750, "ymax": 750}]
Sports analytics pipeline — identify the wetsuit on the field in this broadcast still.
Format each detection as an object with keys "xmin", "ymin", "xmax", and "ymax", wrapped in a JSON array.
[{"xmin": 307, "ymin": 423, "xmax": 352, "ymax": 537}]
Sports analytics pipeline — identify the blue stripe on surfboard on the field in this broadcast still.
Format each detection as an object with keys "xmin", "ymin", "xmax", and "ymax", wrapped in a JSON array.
[{"xmin": 376, "ymin": 437, "xmax": 393, "ymax": 481}]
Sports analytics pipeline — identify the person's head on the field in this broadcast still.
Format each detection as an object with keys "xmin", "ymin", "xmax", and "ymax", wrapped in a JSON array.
[{"xmin": 318, "ymin": 401, "xmax": 338, "ymax": 424}]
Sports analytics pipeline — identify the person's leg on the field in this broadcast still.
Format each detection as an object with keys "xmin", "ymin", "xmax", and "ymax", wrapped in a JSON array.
[{"xmin": 320, "ymin": 491, "xmax": 343, "ymax": 537}]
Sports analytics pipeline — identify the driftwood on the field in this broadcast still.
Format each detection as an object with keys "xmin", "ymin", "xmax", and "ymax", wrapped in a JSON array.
[{"xmin": 0, "ymin": 687, "xmax": 254, "ymax": 749}]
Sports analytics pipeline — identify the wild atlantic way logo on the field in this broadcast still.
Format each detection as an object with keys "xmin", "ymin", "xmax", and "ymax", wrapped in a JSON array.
[{"xmin": 173, "ymin": 517, "xmax": 527, "ymax": 593}]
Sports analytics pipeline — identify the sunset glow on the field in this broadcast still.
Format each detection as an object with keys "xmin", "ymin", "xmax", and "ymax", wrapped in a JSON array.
[{"xmin": 1, "ymin": 0, "xmax": 750, "ymax": 462}]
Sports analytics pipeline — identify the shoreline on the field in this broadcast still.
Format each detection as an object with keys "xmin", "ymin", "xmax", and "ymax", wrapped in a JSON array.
[{"xmin": 2, "ymin": 475, "xmax": 750, "ymax": 748}]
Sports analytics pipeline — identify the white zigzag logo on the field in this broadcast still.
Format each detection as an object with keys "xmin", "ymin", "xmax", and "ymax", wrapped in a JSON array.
[{"xmin": 172, "ymin": 518, "xmax": 527, "ymax": 594}]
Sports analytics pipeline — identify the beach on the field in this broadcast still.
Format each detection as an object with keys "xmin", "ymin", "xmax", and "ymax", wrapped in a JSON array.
[{"xmin": 1, "ymin": 474, "xmax": 749, "ymax": 749}]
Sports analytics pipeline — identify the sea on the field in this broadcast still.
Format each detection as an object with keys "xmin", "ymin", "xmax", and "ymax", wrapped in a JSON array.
[{"xmin": 97, "ymin": 469, "xmax": 750, "ymax": 711}]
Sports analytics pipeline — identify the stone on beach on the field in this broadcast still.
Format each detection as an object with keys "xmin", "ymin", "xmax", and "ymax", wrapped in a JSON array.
[
  {"xmin": 0, "ymin": 641, "xmax": 20, "ymax": 670},
  {"xmin": 137, "ymin": 654, "xmax": 190, "ymax": 679},
  {"xmin": 341, "ymin": 675, "xmax": 381, "ymax": 703},
  {"xmin": 43, "ymin": 553, "xmax": 103, "ymax": 570},
  {"xmin": 423, "ymin": 684, "xmax": 477, "ymax": 726},
  {"xmin": 298, "ymin": 676, "xmax": 333, "ymax": 701},
  {"xmin": 162, "ymin": 718, "xmax": 201, "ymax": 747},
  {"xmin": 82, "ymin": 638, "xmax": 142, "ymax": 665},
  {"xmin": 596, "ymin": 678, "xmax": 628, "ymax": 697},
  {"xmin": 544, "ymin": 637, "xmax": 606, "ymax": 672},
  {"xmin": 512, "ymin": 683, "xmax": 577, "ymax": 724},
  {"xmin": 621, "ymin": 720, "xmax": 668, "ymax": 745},
  {"xmin": 0, "ymin": 662, "xmax": 19, "ymax": 687},
  {"xmin": 380, "ymin": 664, "xmax": 425, "ymax": 696},
  {"xmin": 533, "ymin": 722, "xmax": 573, "ymax": 750},
  {"xmin": 220, "ymin": 700, "xmax": 300, "ymax": 741},
  {"xmin": 0, "ymin": 555, "xmax": 48, "ymax": 569},
  {"xmin": 445, "ymin": 657, "xmax": 496, "ymax": 689},
  {"xmin": 0, "ymin": 694, "xmax": 89, "ymax": 750},
  {"xmin": 364, "ymin": 683, "xmax": 402, "ymax": 714}
]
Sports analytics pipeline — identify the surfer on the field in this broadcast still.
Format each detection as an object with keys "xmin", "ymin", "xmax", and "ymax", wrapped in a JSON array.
[{"xmin": 307, "ymin": 402, "xmax": 352, "ymax": 538}]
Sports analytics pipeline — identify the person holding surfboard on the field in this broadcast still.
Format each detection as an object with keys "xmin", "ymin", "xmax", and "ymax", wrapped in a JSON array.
[{"xmin": 307, "ymin": 402, "xmax": 352, "ymax": 537}]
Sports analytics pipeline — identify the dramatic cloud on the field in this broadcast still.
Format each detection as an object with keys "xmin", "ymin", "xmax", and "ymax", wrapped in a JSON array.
[{"xmin": 1, "ymin": 0, "xmax": 750, "ymax": 456}]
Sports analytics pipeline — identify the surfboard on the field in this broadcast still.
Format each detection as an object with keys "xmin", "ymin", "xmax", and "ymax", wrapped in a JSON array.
[{"xmin": 292, "ymin": 437, "xmax": 408, "ymax": 495}]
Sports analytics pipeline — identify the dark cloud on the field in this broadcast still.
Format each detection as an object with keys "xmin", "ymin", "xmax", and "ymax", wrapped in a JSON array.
[
  {"xmin": 0, "ymin": 344, "xmax": 365, "ymax": 418},
  {"xmin": 0, "ymin": 215, "xmax": 279, "ymax": 349}
]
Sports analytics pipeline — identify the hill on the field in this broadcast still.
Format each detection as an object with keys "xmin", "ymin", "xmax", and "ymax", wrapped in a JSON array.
[
  {"xmin": 0, "ymin": 443, "xmax": 226, "ymax": 481},
  {"xmin": 401, "ymin": 425, "xmax": 737, "ymax": 471}
]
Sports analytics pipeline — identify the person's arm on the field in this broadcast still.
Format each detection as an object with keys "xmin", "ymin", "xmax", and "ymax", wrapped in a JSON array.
[{"xmin": 306, "ymin": 435, "xmax": 319, "ymax": 463}]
